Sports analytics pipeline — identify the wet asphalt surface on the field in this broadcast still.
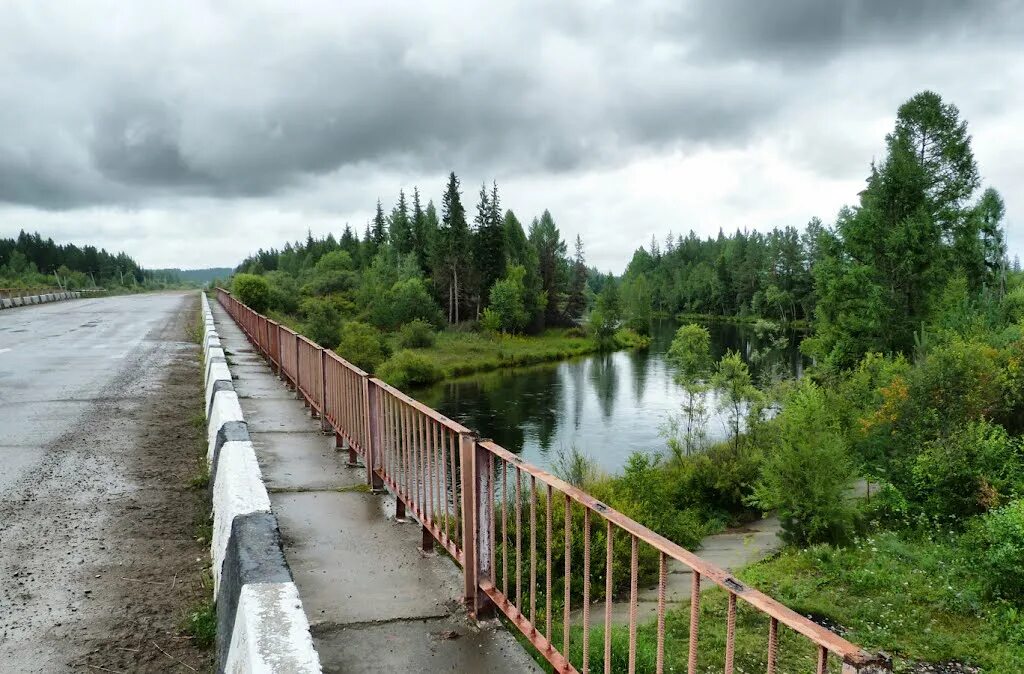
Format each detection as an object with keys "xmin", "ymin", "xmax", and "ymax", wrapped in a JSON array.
[{"xmin": 0, "ymin": 293, "xmax": 213, "ymax": 672}]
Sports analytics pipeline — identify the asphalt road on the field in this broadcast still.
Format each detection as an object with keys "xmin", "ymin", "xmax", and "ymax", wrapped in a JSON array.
[
  {"xmin": 0, "ymin": 292, "xmax": 214, "ymax": 672},
  {"xmin": 0, "ymin": 293, "xmax": 191, "ymax": 491}
]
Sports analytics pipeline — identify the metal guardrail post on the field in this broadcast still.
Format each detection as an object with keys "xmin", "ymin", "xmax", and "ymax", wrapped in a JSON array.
[
  {"xmin": 319, "ymin": 347, "xmax": 330, "ymax": 433},
  {"xmin": 364, "ymin": 378, "xmax": 384, "ymax": 492},
  {"xmin": 295, "ymin": 336, "xmax": 302, "ymax": 400},
  {"xmin": 459, "ymin": 431, "xmax": 492, "ymax": 618}
]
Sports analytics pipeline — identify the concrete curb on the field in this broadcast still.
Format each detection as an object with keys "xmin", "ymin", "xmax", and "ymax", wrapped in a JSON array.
[
  {"xmin": 0, "ymin": 291, "xmax": 81, "ymax": 311},
  {"xmin": 200, "ymin": 291, "xmax": 322, "ymax": 674}
]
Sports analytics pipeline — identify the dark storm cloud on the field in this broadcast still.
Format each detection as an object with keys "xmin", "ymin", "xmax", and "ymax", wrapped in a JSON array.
[
  {"xmin": 0, "ymin": 0, "xmax": 1021, "ymax": 216},
  {"xmin": 681, "ymin": 0, "xmax": 1024, "ymax": 61},
  {"xmin": 0, "ymin": 1, "xmax": 792, "ymax": 209}
]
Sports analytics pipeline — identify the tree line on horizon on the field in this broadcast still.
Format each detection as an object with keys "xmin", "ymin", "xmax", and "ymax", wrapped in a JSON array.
[
  {"xmin": 0, "ymin": 230, "xmax": 169, "ymax": 289},
  {"xmin": 234, "ymin": 172, "xmax": 611, "ymax": 339}
]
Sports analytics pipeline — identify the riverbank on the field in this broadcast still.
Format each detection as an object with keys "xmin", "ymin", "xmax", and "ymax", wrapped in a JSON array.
[
  {"xmin": 379, "ymin": 327, "xmax": 650, "ymax": 388},
  {"xmin": 674, "ymin": 312, "xmax": 809, "ymax": 331}
]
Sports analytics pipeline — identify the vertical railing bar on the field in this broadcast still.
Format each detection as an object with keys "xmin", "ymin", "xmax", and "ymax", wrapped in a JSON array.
[
  {"xmin": 725, "ymin": 592, "xmax": 737, "ymax": 674},
  {"xmin": 816, "ymin": 645, "xmax": 828, "ymax": 674},
  {"xmin": 448, "ymin": 429, "xmax": 460, "ymax": 546},
  {"xmin": 529, "ymin": 474, "xmax": 537, "ymax": 629},
  {"xmin": 604, "ymin": 521, "xmax": 613, "ymax": 674},
  {"xmin": 628, "ymin": 535, "xmax": 638, "ymax": 674},
  {"xmin": 582, "ymin": 507, "xmax": 591, "ymax": 674},
  {"xmin": 688, "ymin": 571, "xmax": 700, "ymax": 674},
  {"xmin": 489, "ymin": 452, "xmax": 496, "ymax": 581},
  {"xmin": 439, "ymin": 423, "xmax": 450, "ymax": 543},
  {"xmin": 515, "ymin": 467, "xmax": 522, "ymax": 613},
  {"xmin": 563, "ymin": 493, "xmax": 571, "ymax": 656},
  {"xmin": 767, "ymin": 617, "xmax": 778, "ymax": 674},
  {"xmin": 545, "ymin": 483, "xmax": 553, "ymax": 644},
  {"xmin": 656, "ymin": 551, "xmax": 667, "ymax": 674},
  {"xmin": 502, "ymin": 460, "xmax": 508, "ymax": 598}
]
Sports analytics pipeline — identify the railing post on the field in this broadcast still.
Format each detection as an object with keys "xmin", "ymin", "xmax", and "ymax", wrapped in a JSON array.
[
  {"xmin": 295, "ymin": 336, "xmax": 302, "ymax": 400},
  {"xmin": 364, "ymin": 378, "xmax": 384, "ymax": 492},
  {"xmin": 277, "ymin": 325, "xmax": 284, "ymax": 382},
  {"xmin": 460, "ymin": 432, "xmax": 493, "ymax": 618},
  {"xmin": 319, "ymin": 347, "xmax": 330, "ymax": 433}
]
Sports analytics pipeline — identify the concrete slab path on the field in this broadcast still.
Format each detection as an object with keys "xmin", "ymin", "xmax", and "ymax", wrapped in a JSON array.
[{"xmin": 210, "ymin": 300, "xmax": 541, "ymax": 674}]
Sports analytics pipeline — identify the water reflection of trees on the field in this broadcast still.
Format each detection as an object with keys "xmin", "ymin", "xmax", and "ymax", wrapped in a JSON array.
[
  {"xmin": 414, "ymin": 362, "xmax": 565, "ymax": 455},
  {"xmin": 587, "ymin": 352, "xmax": 618, "ymax": 419}
]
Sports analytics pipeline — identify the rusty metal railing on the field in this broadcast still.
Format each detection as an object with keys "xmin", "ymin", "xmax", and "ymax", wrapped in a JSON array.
[
  {"xmin": 0, "ymin": 286, "xmax": 64, "ymax": 300},
  {"xmin": 214, "ymin": 288, "xmax": 890, "ymax": 674}
]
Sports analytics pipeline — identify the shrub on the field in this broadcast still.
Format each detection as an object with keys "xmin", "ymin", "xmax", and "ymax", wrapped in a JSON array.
[
  {"xmin": 612, "ymin": 327, "xmax": 650, "ymax": 349},
  {"xmin": 300, "ymin": 297, "xmax": 341, "ymax": 349},
  {"xmin": 910, "ymin": 419, "xmax": 1024, "ymax": 519},
  {"xmin": 398, "ymin": 319, "xmax": 436, "ymax": 348},
  {"xmin": 376, "ymin": 350, "xmax": 442, "ymax": 388},
  {"xmin": 489, "ymin": 265, "xmax": 530, "ymax": 334},
  {"xmin": 264, "ymin": 270, "xmax": 300, "ymax": 314},
  {"xmin": 969, "ymin": 499, "xmax": 1024, "ymax": 602},
  {"xmin": 665, "ymin": 442, "xmax": 762, "ymax": 523},
  {"xmin": 371, "ymin": 277, "xmax": 443, "ymax": 329},
  {"xmin": 479, "ymin": 307, "xmax": 502, "ymax": 334},
  {"xmin": 749, "ymin": 380, "xmax": 857, "ymax": 546},
  {"xmin": 336, "ymin": 321, "xmax": 388, "ymax": 372},
  {"xmin": 232, "ymin": 273, "xmax": 270, "ymax": 313}
]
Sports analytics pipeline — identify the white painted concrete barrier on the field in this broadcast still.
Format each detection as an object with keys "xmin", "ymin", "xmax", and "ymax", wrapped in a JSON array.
[{"xmin": 200, "ymin": 291, "xmax": 321, "ymax": 674}]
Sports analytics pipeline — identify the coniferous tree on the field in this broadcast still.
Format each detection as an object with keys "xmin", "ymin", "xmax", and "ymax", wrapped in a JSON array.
[
  {"xmin": 529, "ymin": 210, "xmax": 569, "ymax": 327},
  {"xmin": 371, "ymin": 199, "xmax": 387, "ymax": 247},
  {"xmin": 436, "ymin": 172, "xmax": 470, "ymax": 323},
  {"xmin": 388, "ymin": 190, "xmax": 412, "ymax": 255},
  {"xmin": 565, "ymin": 234, "xmax": 588, "ymax": 321},
  {"xmin": 473, "ymin": 181, "xmax": 506, "ymax": 309},
  {"xmin": 410, "ymin": 187, "xmax": 430, "ymax": 274}
]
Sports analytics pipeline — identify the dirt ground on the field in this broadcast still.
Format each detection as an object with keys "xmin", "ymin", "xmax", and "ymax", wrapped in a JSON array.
[{"xmin": 0, "ymin": 295, "xmax": 215, "ymax": 672}]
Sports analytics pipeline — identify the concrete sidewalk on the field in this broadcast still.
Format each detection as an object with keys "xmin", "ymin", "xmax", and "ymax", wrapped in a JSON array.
[{"xmin": 210, "ymin": 300, "xmax": 540, "ymax": 674}]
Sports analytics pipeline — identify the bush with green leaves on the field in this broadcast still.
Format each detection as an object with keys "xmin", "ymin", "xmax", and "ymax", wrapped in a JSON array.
[
  {"xmin": 232, "ymin": 273, "xmax": 271, "ymax": 313},
  {"xmin": 968, "ymin": 499, "xmax": 1024, "ymax": 602},
  {"xmin": 909, "ymin": 419, "xmax": 1023, "ymax": 519},
  {"xmin": 336, "ymin": 321, "xmax": 388, "ymax": 372},
  {"xmin": 479, "ymin": 307, "xmax": 502, "ymax": 333},
  {"xmin": 371, "ymin": 277, "xmax": 443, "ymax": 330},
  {"xmin": 749, "ymin": 380, "xmax": 857, "ymax": 545},
  {"xmin": 264, "ymin": 270, "xmax": 300, "ymax": 314},
  {"xmin": 376, "ymin": 350, "xmax": 442, "ymax": 388},
  {"xmin": 488, "ymin": 265, "xmax": 530, "ymax": 334},
  {"xmin": 300, "ymin": 296, "xmax": 342, "ymax": 349},
  {"xmin": 397, "ymin": 319, "xmax": 436, "ymax": 348}
]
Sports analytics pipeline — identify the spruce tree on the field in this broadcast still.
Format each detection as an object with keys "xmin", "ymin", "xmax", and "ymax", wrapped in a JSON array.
[
  {"xmin": 389, "ymin": 189, "xmax": 412, "ymax": 255},
  {"xmin": 565, "ymin": 234, "xmax": 588, "ymax": 321},
  {"xmin": 436, "ymin": 172, "xmax": 470, "ymax": 323},
  {"xmin": 473, "ymin": 181, "xmax": 506, "ymax": 308}
]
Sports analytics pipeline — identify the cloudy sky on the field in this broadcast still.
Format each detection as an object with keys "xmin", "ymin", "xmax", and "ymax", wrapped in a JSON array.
[{"xmin": 0, "ymin": 1, "xmax": 1021, "ymax": 271}]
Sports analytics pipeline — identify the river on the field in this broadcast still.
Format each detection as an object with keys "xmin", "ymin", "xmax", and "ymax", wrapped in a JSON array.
[{"xmin": 412, "ymin": 320, "xmax": 806, "ymax": 474}]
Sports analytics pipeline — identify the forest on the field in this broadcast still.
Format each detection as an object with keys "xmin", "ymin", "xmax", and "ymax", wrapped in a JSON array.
[
  {"xmin": 231, "ymin": 173, "xmax": 648, "ymax": 387},
  {"xmin": 0, "ymin": 230, "xmax": 182, "ymax": 289}
]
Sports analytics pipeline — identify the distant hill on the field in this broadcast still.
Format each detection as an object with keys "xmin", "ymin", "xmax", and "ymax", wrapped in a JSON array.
[{"xmin": 151, "ymin": 267, "xmax": 233, "ymax": 285}]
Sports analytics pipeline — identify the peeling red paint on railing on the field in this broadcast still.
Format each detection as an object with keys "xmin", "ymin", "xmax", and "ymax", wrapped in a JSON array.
[{"xmin": 214, "ymin": 288, "xmax": 891, "ymax": 674}]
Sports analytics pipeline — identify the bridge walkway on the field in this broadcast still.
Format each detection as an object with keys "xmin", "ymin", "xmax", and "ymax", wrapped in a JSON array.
[{"xmin": 210, "ymin": 300, "xmax": 540, "ymax": 673}]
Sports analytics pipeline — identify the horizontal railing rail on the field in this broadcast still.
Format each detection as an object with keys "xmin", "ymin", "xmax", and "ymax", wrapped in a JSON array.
[{"xmin": 214, "ymin": 288, "xmax": 890, "ymax": 674}]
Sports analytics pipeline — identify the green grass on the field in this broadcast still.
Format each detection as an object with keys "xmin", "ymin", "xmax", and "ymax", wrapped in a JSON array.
[
  {"xmin": 734, "ymin": 531, "xmax": 1024, "ymax": 672},
  {"xmin": 183, "ymin": 597, "xmax": 217, "ymax": 648},
  {"xmin": 379, "ymin": 328, "xmax": 650, "ymax": 387},
  {"xmin": 517, "ymin": 530, "xmax": 1023, "ymax": 673}
]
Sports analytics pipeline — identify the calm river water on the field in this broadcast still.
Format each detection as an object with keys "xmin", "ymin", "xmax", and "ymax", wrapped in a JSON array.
[{"xmin": 412, "ymin": 320, "xmax": 806, "ymax": 474}]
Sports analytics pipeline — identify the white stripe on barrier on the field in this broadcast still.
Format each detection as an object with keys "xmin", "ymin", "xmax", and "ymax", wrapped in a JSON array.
[
  {"xmin": 224, "ymin": 582, "xmax": 322, "ymax": 674},
  {"xmin": 208, "ymin": 392, "xmax": 245, "ymax": 463}
]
